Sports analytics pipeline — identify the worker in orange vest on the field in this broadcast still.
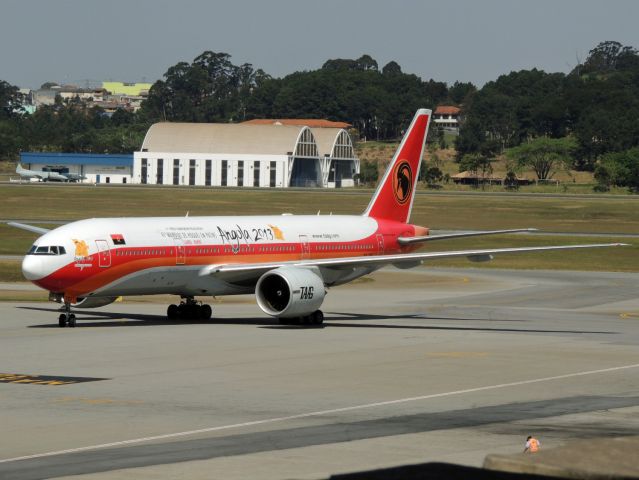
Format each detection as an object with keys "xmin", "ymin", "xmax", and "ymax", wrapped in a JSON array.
[{"xmin": 524, "ymin": 435, "xmax": 541, "ymax": 453}]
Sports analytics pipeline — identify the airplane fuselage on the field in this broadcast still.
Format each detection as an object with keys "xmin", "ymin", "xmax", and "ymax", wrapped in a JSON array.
[
  {"xmin": 23, "ymin": 215, "xmax": 425, "ymax": 301},
  {"xmin": 17, "ymin": 166, "xmax": 69, "ymax": 182}
]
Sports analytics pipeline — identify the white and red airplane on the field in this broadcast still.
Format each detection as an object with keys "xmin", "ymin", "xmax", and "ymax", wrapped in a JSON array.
[{"xmin": 9, "ymin": 109, "xmax": 624, "ymax": 327}]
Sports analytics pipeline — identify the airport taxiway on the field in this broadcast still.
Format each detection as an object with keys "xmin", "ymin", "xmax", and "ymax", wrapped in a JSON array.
[{"xmin": 0, "ymin": 267, "xmax": 638, "ymax": 480}]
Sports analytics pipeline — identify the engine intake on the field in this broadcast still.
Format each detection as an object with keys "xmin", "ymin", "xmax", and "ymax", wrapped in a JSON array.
[{"xmin": 256, "ymin": 267, "xmax": 325, "ymax": 318}]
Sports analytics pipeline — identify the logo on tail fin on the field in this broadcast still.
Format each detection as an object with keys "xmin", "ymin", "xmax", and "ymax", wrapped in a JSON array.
[
  {"xmin": 363, "ymin": 108, "xmax": 431, "ymax": 224},
  {"xmin": 393, "ymin": 160, "xmax": 413, "ymax": 205}
]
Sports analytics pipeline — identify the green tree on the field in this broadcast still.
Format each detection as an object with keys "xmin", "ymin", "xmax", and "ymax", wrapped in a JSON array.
[
  {"xmin": 423, "ymin": 166, "xmax": 443, "ymax": 185},
  {"xmin": 141, "ymin": 51, "xmax": 262, "ymax": 123},
  {"xmin": 459, "ymin": 153, "xmax": 494, "ymax": 189},
  {"xmin": 110, "ymin": 108, "xmax": 135, "ymax": 126},
  {"xmin": 578, "ymin": 41, "xmax": 639, "ymax": 75},
  {"xmin": 506, "ymin": 137, "xmax": 576, "ymax": 180},
  {"xmin": 356, "ymin": 55, "xmax": 378, "ymax": 71},
  {"xmin": 459, "ymin": 153, "xmax": 493, "ymax": 176},
  {"xmin": 322, "ymin": 58, "xmax": 359, "ymax": 71},
  {"xmin": 448, "ymin": 81, "xmax": 476, "ymax": 104},
  {"xmin": 456, "ymin": 68, "xmax": 569, "ymax": 161},
  {"xmin": 0, "ymin": 80, "xmax": 25, "ymax": 120},
  {"xmin": 594, "ymin": 148, "xmax": 639, "ymax": 192},
  {"xmin": 503, "ymin": 170, "xmax": 519, "ymax": 190},
  {"xmin": 356, "ymin": 160, "xmax": 379, "ymax": 184},
  {"xmin": 0, "ymin": 80, "xmax": 24, "ymax": 160},
  {"xmin": 381, "ymin": 61, "xmax": 402, "ymax": 76},
  {"xmin": 0, "ymin": 118, "xmax": 21, "ymax": 160}
]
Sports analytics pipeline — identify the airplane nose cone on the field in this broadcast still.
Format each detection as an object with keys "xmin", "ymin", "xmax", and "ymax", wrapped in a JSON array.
[{"xmin": 22, "ymin": 256, "xmax": 44, "ymax": 281}]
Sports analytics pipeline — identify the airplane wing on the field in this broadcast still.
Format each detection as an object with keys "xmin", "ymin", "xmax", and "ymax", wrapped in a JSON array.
[
  {"xmin": 6, "ymin": 222, "xmax": 51, "ymax": 235},
  {"xmin": 397, "ymin": 228, "xmax": 537, "ymax": 245},
  {"xmin": 17, "ymin": 171, "xmax": 40, "ymax": 179},
  {"xmin": 200, "ymin": 242, "xmax": 627, "ymax": 284}
]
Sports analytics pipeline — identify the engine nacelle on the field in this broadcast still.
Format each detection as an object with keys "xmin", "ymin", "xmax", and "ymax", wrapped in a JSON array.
[
  {"xmin": 49, "ymin": 292, "xmax": 118, "ymax": 309},
  {"xmin": 73, "ymin": 296, "xmax": 118, "ymax": 309},
  {"xmin": 256, "ymin": 267, "xmax": 325, "ymax": 318}
]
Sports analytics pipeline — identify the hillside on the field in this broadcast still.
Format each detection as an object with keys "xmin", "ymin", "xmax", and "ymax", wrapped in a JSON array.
[{"xmin": 355, "ymin": 140, "xmax": 596, "ymax": 192}]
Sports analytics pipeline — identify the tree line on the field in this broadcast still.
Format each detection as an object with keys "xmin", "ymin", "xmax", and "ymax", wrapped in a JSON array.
[
  {"xmin": 139, "ymin": 52, "xmax": 465, "ymax": 141},
  {"xmin": 0, "ymin": 89, "xmax": 147, "ymax": 159},
  {"xmin": 455, "ymin": 41, "xmax": 639, "ymax": 191},
  {"xmin": 0, "ymin": 52, "xmax": 465, "ymax": 161},
  {"xmin": 1, "ymin": 41, "xmax": 638, "ymax": 191}
]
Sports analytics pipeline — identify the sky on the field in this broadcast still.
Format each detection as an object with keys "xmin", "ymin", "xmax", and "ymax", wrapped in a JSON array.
[{"xmin": 2, "ymin": 0, "xmax": 638, "ymax": 90}]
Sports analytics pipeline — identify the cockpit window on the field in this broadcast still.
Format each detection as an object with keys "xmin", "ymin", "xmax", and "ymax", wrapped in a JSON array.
[{"xmin": 27, "ymin": 245, "xmax": 67, "ymax": 256}]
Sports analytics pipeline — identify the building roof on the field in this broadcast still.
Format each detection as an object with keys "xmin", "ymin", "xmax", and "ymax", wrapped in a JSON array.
[
  {"xmin": 243, "ymin": 118, "xmax": 352, "ymax": 129},
  {"xmin": 102, "ymin": 82, "xmax": 152, "ymax": 96},
  {"xmin": 451, "ymin": 170, "xmax": 529, "ymax": 181},
  {"xmin": 21, "ymin": 152, "xmax": 133, "ymax": 167},
  {"xmin": 140, "ymin": 123, "xmax": 316, "ymax": 155},
  {"xmin": 451, "ymin": 170, "xmax": 501, "ymax": 180},
  {"xmin": 434, "ymin": 106, "xmax": 461, "ymax": 115}
]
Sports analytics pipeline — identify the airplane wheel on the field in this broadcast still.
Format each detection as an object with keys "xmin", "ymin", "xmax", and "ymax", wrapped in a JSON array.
[
  {"xmin": 200, "ymin": 304, "xmax": 212, "ymax": 320},
  {"xmin": 167, "ymin": 304, "xmax": 179, "ymax": 320},
  {"xmin": 313, "ymin": 310, "xmax": 324, "ymax": 325},
  {"xmin": 58, "ymin": 314, "xmax": 67, "ymax": 328},
  {"xmin": 68, "ymin": 314, "xmax": 76, "ymax": 328}
]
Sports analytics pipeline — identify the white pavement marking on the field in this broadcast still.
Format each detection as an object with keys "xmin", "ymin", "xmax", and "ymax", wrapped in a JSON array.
[{"xmin": 2, "ymin": 363, "xmax": 638, "ymax": 464}]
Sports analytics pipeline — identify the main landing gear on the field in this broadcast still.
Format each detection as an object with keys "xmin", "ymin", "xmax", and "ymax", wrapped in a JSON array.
[
  {"xmin": 58, "ymin": 302, "xmax": 76, "ymax": 328},
  {"xmin": 167, "ymin": 297, "xmax": 213, "ymax": 321},
  {"xmin": 278, "ymin": 310, "xmax": 324, "ymax": 326}
]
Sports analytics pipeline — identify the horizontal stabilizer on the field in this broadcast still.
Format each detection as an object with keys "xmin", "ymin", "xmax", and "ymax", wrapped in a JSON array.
[{"xmin": 398, "ymin": 228, "xmax": 538, "ymax": 245}]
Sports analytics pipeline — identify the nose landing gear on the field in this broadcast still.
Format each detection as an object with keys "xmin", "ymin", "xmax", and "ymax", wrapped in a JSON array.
[
  {"xmin": 58, "ymin": 302, "xmax": 76, "ymax": 328},
  {"xmin": 167, "ymin": 297, "xmax": 213, "ymax": 321}
]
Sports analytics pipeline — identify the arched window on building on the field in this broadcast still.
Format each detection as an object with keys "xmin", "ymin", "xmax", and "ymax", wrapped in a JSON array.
[{"xmin": 290, "ymin": 128, "xmax": 321, "ymax": 187}]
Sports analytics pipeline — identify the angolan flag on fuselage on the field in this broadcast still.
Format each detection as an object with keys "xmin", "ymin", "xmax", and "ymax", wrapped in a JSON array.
[{"xmin": 110, "ymin": 234, "xmax": 126, "ymax": 245}]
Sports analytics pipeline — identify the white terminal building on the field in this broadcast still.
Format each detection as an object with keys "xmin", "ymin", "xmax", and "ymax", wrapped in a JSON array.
[{"xmin": 133, "ymin": 121, "xmax": 359, "ymax": 188}]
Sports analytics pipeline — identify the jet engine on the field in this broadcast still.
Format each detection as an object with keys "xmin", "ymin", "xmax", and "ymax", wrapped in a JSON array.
[{"xmin": 256, "ymin": 267, "xmax": 325, "ymax": 319}]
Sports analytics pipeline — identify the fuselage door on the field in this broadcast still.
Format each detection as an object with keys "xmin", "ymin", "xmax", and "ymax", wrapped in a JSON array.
[
  {"xmin": 96, "ymin": 240, "xmax": 111, "ymax": 267},
  {"xmin": 299, "ymin": 234, "xmax": 310, "ymax": 260},
  {"xmin": 175, "ymin": 240, "xmax": 186, "ymax": 265},
  {"xmin": 376, "ymin": 234, "xmax": 384, "ymax": 254}
]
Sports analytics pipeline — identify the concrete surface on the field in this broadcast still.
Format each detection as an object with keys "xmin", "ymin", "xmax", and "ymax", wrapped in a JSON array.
[
  {"xmin": 0, "ymin": 267, "xmax": 637, "ymax": 480},
  {"xmin": 484, "ymin": 435, "xmax": 639, "ymax": 479}
]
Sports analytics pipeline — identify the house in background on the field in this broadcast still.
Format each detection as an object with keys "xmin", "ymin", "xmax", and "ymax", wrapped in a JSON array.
[{"xmin": 433, "ymin": 105, "xmax": 462, "ymax": 133}]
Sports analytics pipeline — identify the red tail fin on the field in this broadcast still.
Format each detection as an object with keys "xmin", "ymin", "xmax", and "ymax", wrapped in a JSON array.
[{"xmin": 363, "ymin": 109, "xmax": 431, "ymax": 224}]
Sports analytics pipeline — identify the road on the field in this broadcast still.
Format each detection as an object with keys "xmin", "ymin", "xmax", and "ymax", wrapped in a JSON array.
[{"xmin": 0, "ymin": 267, "xmax": 638, "ymax": 479}]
